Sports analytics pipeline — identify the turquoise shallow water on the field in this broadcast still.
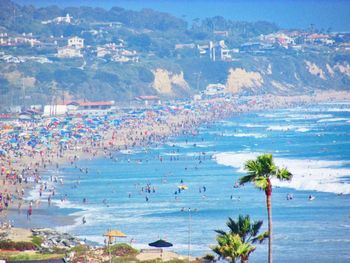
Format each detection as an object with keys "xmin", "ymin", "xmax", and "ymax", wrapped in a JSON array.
[{"xmin": 29, "ymin": 102, "xmax": 350, "ymax": 262}]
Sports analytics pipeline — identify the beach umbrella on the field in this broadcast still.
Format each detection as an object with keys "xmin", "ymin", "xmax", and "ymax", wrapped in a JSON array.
[
  {"xmin": 0, "ymin": 149, "xmax": 7, "ymax": 156},
  {"xmin": 178, "ymin": 185, "xmax": 188, "ymax": 190},
  {"xmin": 148, "ymin": 239, "xmax": 173, "ymax": 259},
  {"xmin": 148, "ymin": 239, "xmax": 173, "ymax": 248}
]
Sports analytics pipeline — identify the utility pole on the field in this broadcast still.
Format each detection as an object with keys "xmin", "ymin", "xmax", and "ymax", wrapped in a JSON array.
[
  {"xmin": 188, "ymin": 208, "xmax": 191, "ymax": 262},
  {"xmin": 181, "ymin": 207, "xmax": 197, "ymax": 262}
]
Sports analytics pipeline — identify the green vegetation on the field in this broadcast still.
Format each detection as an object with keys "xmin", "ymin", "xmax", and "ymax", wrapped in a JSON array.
[
  {"xmin": 105, "ymin": 243, "xmax": 139, "ymax": 257},
  {"xmin": 239, "ymin": 154, "xmax": 293, "ymax": 263},
  {"xmin": 203, "ymin": 253, "xmax": 216, "ymax": 261},
  {"xmin": 0, "ymin": 240, "xmax": 36, "ymax": 251},
  {"xmin": 0, "ymin": 0, "xmax": 349, "ymax": 107},
  {"xmin": 0, "ymin": 251, "xmax": 64, "ymax": 261},
  {"xmin": 212, "ymin": 215, "xmax": 268, "ymax": 263},
  {"xmin": 31, "ymin": 236, "xmax": 44, "ymax": 248}
]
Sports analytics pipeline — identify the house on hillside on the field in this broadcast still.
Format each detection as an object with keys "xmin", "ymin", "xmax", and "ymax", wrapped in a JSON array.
[
  {"xmin": 214, "ymin": 30, "xmax": 229, "ymax": 37},
  {"xmin": 42, "ymin": 13, "xmax": 73, "ymax": 25},
  {"xmin": 68, "ymin": 36, "xmax": 84, "ymax": 49},
  {"xmin": 57, "ymin": 36, "xmax": 84, "ymax": 58},
  {"xmin": 57, "ymin": 46, "xmax": 82, "ymax": 58}
]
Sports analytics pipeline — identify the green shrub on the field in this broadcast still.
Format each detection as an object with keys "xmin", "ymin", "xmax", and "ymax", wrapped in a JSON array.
[
  {"xmin": 31, "ymin": 236, "xmax": 44, "ymax": 248},
  {"xmin": 0, "ymin": 240, "xmax": 36, "ymax": 251},
  {"xmin": 203, "ymin": 253, "xmax": 215, "ymax": 261},
  {"xmin": 105, "ymin": 243, "xmax": 138, "ymax": 257}
]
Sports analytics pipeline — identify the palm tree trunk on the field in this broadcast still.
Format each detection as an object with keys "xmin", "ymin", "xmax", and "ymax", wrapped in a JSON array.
[
  {"xmin": 266, "ymin": 181, "xmax": 273, "ymax": 263},
  {"xmin": 241, "ymin": 257, "xmax": 248, "ymax": 263}
]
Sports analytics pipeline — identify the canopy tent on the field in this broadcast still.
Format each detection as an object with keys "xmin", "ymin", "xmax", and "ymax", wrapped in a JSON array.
[{"xmin": 103, "ymin": 229, "xmax": 127, "ymax": 244}]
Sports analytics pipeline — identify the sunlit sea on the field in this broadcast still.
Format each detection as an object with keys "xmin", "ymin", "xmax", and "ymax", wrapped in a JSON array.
[{"xmin": 29, "ymin": 102, "xmax": 350, "ymax": 262}]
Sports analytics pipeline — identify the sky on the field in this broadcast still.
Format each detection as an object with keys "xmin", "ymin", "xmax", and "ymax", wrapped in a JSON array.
[{"xmin": 13, "ymin": 0, "xmax": 350, "ymax": 31}]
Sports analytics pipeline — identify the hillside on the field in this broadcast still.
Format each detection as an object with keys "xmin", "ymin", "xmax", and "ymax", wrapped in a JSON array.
[{"xmin": 0, "ymin": 0, "xmax": 349, "ymax": 108}]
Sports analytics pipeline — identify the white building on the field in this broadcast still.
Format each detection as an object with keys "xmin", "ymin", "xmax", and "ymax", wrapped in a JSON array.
[
  {"xmin": 67, "ymin": 101, "xmax": 115, "ymax": 115},
  {"xmin": 43, "ymin": 105, "xmax": 68, "ymax": 116},
  {"xmin": 204, "ymin": 83, "xmax": 226, "ymax": 96},
  {"xmin": 57, "ymin": 46, "xmax": 82, "ymax": 58},
  {"xmin": 42, "ymin": 14, "xmax": 73, "ymax": 25},
  {"xmin": 68, "ymin": 36, "xmax": 84, "ymax": 49}
]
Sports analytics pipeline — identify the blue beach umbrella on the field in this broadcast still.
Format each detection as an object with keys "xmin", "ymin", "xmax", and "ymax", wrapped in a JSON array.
[
  {"xmin": 148, "ymin": 239, "xmax": 173, "ymax": 259},
  {"xmin": 148, "ymin": 239, "xmax": 173, "ymax": 248},
  {"xmin": 0, "ymin": 149, "xmax": 7, "ymax": 156}
]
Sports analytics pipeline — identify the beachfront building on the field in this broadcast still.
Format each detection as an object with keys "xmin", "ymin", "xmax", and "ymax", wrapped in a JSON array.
[
  {"xmin": 203, "ymin": 83, "xmax": 226, "ymax": 98},
  {"xmin": 67, "ymin": 101, "xmax": 115, "ymax": 116},
  {"xmin": 43, "ymin": 101, "xmax": 115, "ymax": 116},
  {"xmin": 135, "ymin": 96, "xmax": 161, "ymax": 106},
  {"xmin": 43, "ymin": 104, "xmax": 68, "ymax": 116}
]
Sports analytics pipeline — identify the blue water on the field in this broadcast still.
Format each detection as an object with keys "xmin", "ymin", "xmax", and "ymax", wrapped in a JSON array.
[
  {"xmin": 39, "ymin": 102, "xmax": 350, "ymax": 262},
  {"xmin": 14, "ymin": 0, "xmax": 350, "ymax": 31}
]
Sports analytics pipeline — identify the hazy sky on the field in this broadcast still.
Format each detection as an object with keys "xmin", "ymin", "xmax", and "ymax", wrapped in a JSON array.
[{"xmin": 14, "ymin": 0, "xmax": 350, "ymax": 31}]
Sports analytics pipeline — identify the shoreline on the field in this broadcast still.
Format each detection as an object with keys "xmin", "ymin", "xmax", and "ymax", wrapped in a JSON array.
[{"xmin": 1, "ymin": 89, "xmax": 350, "ymax": 246}]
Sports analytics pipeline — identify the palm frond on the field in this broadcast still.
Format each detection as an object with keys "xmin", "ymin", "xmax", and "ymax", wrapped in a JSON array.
[
  {"xmin": 244, "ymin": 160, "xmax": 261, "ymax": 176},
  {"xmin": 254, "ymin": 176, "xmax": 269, "ymax": 190},
  {"xmin": 251, "ymin": 231, "xmax": 269, "ymax": 244},
  {"xmin": 215, "ymin": 229, "xmax": 227, "ymax": 236},
  {"xmin": 257, "ymin": 153, "xmax": 276, "ymax": 176},
  {"xmin": 251, "ymin": 220, "xmax": 263, "ymax": 237},
  {"xmin": 276, "ymin": 167, "xmax": 293, "ymax": 181},
  {"xmin": 239, "ymin": 174, "xmax": 256, "ymax": 185},
  {"xmin": 227, "ymin": 217, "xmax": 239, "ymax": 234}
]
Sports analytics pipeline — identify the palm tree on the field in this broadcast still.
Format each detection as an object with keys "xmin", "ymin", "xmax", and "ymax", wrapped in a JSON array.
[
  {"xmin": 212, "ymin": 233, "xmax": 255, "ymax": 263},
  {"xmin": 216, "ymin": 215, "xmax": 269, "ymax": 244},
  {"xmin": 213, "ymin": 215, "xmax": 268, "ymax": 263},
  {"xmin": 239, "ymin": 154, "xmax": 292, "ymax": 263}
]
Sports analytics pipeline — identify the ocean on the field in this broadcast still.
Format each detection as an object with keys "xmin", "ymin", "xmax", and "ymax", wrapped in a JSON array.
[{"xmin": 29, "ymin": 101, "xmax": 350, "ymax": 262}]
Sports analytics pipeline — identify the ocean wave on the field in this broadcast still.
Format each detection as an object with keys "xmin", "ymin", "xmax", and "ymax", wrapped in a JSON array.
[
  {"xmin": 227, "ymin": 133, "xmax": 267, "ymax": 138},
  {"xmin": 326, "ymin": 108, "xmax": 350, "ymax": 112},
  {"xmin": 295, "ymin": 128, "xmax": 310, "ymax": 132},
  {"xmin": 284, "ymin": 114, "xmax": 333, "ymax": 121},
  {"xmin": 317, "ymin": 118, "xmax": 349, "ymax": 123},
  {"xmin": 167, "ymin": 141, "xmax": 214, "ymax": 148},
  {"xmin": 240, "ymin": 123, "xmax": 265, "ymax": 128},
  {"xmin": 119, "ymin": 149, "xmax": 142, "ymax": 155},
  {"xmin": 220, "ymin": 120, "xmax": 239, "ymax": 127},
  {"xmin": 267, "ymin": 125, "xmax": 311, "ymax": 132},
  {"xmin": 213, "ymin": 152, "xmax": 350, "ymax": 194}
]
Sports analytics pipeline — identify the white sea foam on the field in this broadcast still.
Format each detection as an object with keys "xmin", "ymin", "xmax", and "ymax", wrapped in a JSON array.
[
  {"xmin": 163, "ymin": 152, "xmax": 182, "ymax": 156},
  {"xmin": 317, "ymin": 118, "xmax": 349, "ymax": 123},
  {"xmin": 284, "ymin": 113, "xmax": 333, "ymax": 121},
  {"xmin": 167, "ymin": 141, "xmax": 214, "ymax": 148},
  {"xmin": 295, "ymin": 128, "xmax": 310, "ymax": 132},
  {"xmin": 213, "ymin": 152, "xmax": 350, "ymax": 194},
  {"xmin": 266, "ymin": 125, "xmax": 311, "ymax": 132},
  {"xmin": 326, "ymin": 108, "xmax": 350, "ymax": 112},
  {"xmin": 120, "ymin": 149, "xmax": 142, "ymax": 154},
  {"xmin": 227, "ymin": 133, "xmax": 267, "ymax": 138},
  {"xmin": 241, "ymin": 123, "xmax": 265, "ymax": 128},
  {"xmin": 221, "ymin": 120, "xmax": 238, "ymax": 127}
]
